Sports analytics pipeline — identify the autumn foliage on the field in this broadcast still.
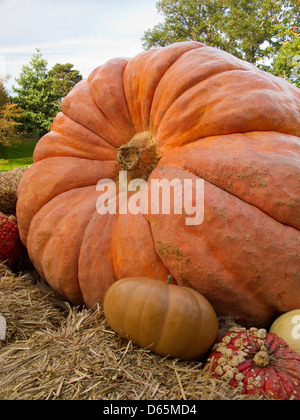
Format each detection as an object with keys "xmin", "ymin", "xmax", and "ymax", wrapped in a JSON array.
[{"xmin": 0, "ymin": 103, "xmax": 24, "ymax": 146}]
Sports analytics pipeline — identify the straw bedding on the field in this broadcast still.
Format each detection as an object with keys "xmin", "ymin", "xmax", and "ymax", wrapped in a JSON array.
[
  {"xmin": 0, "ymin": 167, "xmax": 26, "ymax": 216},
  {"xmin": 0, "ymin": 169, "xmax": 264, "ymax": 400}
]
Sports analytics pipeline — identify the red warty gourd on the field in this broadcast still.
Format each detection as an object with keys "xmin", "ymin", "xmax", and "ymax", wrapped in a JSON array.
[
  {"xmin": 0, "ymin": 212, "xmax": 23, "ymax": 267},
  {"xmin": 16, "ymin": 42, "xmax": 300, "ymax": 327},
  {"xmin": 206, "ymin": 327, "xmax": 300, "ymax": 400},
  {"xmin": 103, "ymin": 277, "xmax": 219, "ymax": 360}
]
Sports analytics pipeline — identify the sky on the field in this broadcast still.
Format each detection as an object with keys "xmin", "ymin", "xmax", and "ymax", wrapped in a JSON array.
[{"xmin": 0, "ymin": 0, "xmax": 163, "ymax": 94}]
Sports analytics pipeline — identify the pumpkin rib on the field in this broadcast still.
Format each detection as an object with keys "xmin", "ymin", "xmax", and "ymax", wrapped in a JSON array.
[
  {"xmin": 78, "ymin": 215, "xmax": 119, "ymax": 309},
  {"xmin": 152, "ymin": 68, "xmax": 257, "ymax": 136},
  {"xmin": 156, "ymin": 70, "xmax": 300, "ymax": 150},
  {"xmin": 148, "ymin": 281, "xmax": 171, "ymax": 353},
  {"xmin": 186, "ymin": 169, "xmax": 300, "ymax": 232},
  {"xmin": 34, "ymin": 137, "xmax": 115, "ymax": 163},
  {"xmin": 278, "ymin": 371, "xmax": 297, "ymax": 398},
  {"xmin": 104, "ymin": 277, "xmax": 219, "ymax": 360},
  {"xmin": 123, "ymin": 41, "xmax": 203, "ymax": 133},
  {"xmin": 112, "ymin": 209, "xmax": 170, "ymax": 281},
  {"xmin": 19, "ymin": 178, "xmax": 117, "ymax": 247},
  {"xmin": 266, "ymin": 367, "xmax": 289, "ymax": 399},
  {"xmin": 108, "ymin": 278, "xmax": 137, "ymax": 341},
  {"xmin": 277, "ymin": 363, "xmax": 300, "ymax": 381},
  {"xmin": 151, "ymin": 66, "xmax": 259, "ymax": 135},
  {"xmin": 50, "ymin": 112, "xmax": 119, "ymax": 151},
  {"xmin": 87, "ymin": 57, "xmax": 136, "ymax": 145},
  {"xmin": 143, "ymin": 46, "xmax": 211, "ymax": 131},
  {"xmin": 34, "ymin": 113, "xmax": 118, "ymax": 163},
  {"xmin": 146, "ymin": 166, "xmax": 300, "ymax": 326},
  {"xmin": 16, "ymin": 157, "xmax": 118, "ymax": 245},
  {"xmin": 157, "ymin": 131, "xmax": 300, "ymax": 230},
  {"xmin": 61, "ymin": 80, "xmax": 127, "ymax": 148},
  {"xmin": 77, "ymin": 187, "xmax": 123, "ymax": 308},
  {"xmin": 26, "ymin": 186, "xmax": 102, "ymax": 305},
  {"xmin": 16, "ymin": 42, "xmax": 300, "ymax": 326},
  {"xmin": 76, "ymin": 208, "xmax": 105, "ymax": 306},
  {"xmin": 77, "ymin": 190, "xmax": 171, "ymax": 309},
  {"xmin": 137, "ymin": 281, "xmax": 167, "ymax": 349},
  {"xmin": 153, "ymin": 289, "xmax": 192, "ymax": 358},
  {"xmin": 26, "ymin": 185, "xmax": 105, "ymax": 281},
  {"xmin": 143, "ymin": 43, "xmax": 257, "ymax": 133},
  {"xmin": 155, "ymin": 158, "xmax": 299, "ymax": 233},
  {"xmin": 178, "ymin": 288, "xmax": 217, "ymax": 360},
  {"xmin": 76, "ymin": 189, "xmax": 127, "ymax": 308}
]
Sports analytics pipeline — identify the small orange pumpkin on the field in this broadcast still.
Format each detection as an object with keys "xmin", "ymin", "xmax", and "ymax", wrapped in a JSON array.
[{"xmin": 103, "ymin": 277, "xmax": 219, "ymax": 360}]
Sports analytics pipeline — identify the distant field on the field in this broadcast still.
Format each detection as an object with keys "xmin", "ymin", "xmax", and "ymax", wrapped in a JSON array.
[{"xmin": 0, "ymin": 138, "xmax": 39, "ymax": 171}]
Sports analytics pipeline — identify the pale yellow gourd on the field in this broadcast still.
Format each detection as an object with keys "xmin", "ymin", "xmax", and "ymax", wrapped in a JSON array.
[{"xmin": 270, "ymin": 309, "xmax": 300, "ymax": 354}]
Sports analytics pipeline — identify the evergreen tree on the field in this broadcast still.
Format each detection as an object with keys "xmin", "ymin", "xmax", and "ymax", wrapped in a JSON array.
[
  {"xmin": 12, "ymin": 50, "xmax": 83, "ymax": 137},
  {"xmin": 49, "ymin": 63, "xmax": 82, "ymax": 104},
  {"xmin": 12, "ymin": 49, "xmax": 57, "ymax": 137}
]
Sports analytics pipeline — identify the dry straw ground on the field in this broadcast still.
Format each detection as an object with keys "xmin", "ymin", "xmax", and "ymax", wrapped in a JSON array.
[
  {"xmin": 0, "ymin": 168, "xmax": 264, "ymax": 400},
  {"xmin": 0, "ymin": 167, "xmax": 26, "ymax": 216}
]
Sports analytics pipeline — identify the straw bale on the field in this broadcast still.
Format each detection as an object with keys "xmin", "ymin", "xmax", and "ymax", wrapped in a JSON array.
[
  {"xmin": 0, "ymin": 167, "xmax": 26, "ymax": 216},
  {"xmin": 0, "ymin": 305, "xmax": 261, "ymax": 400},
  {"xmin": 0, "ymin": 264, "xmax": 264, "ymax": 400},
  {"xmin": 0, "ymin": 263, "xmax": 67, "ymax": 345},
  {"xmin": 0, "ymin": 169, "xmax": 265, "ymax": 400}
]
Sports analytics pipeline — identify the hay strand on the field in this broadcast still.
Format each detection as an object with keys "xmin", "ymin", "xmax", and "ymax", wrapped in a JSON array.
[
  {"xmin": 0, "ymin": 266, "xmax": 264, "ymax": 400},
  {"xmin": 0, "ymin": 167, "xmax": 26, "ymax": 216},
  {"xmin": 0, "ymin": 168, "xmax": 266, "ymax": 400}
]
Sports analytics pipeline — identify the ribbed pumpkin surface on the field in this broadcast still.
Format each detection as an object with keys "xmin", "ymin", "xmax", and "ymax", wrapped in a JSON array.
[{"xmin": 16, "ymin": 42, "xmax": 300, "ymax": 326}]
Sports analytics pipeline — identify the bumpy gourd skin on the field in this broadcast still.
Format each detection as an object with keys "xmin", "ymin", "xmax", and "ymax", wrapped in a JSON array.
[
  {"xmin": 207, "ymin": 328, "xmax": 300, "ymax": 400},
  {"xmin": 0, "ymin": 212, "xmax": 23, "ymax": 266},
  {"xmin": 16, "ymin": 41, "xmax": 300, "ymax": 327}
]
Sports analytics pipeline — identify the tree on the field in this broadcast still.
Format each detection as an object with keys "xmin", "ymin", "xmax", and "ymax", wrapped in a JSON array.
[
  {"xmin": 49, "ymin": 63, "xmax": 82, "ymax": 104},
  {"xmin": 12, "ymin": 49, "xmax": 58, "ymax": 137},
  {"xmin": 142, "ymin": 0, "xmax": 300, "ymax": 66},
  {"xmin": 0, "ymin": 103, "xmax": 24, "ymax": 146},
  {"xmin": 143, "ymin": 0, "xmax": 227, "ymax": 50},
  {"xmin": 271, "ymin": 31, "xmax": 300, "ymax": 86},
  {"xmin": 0, "ymin": 82, "xmax": 9, "ymax": 107},
  {"xmin": 12, "ymin": 50, "xmax": 83, "ymax": 138},
  {"xmin": 223, "ymin": 0, "xmax": 299, "ymax": 64}
]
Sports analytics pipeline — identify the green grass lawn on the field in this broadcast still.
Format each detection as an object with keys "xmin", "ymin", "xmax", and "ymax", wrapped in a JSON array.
[{"xmin": 0, "ymin": 138, "xmax": 39, "ymax": 171}]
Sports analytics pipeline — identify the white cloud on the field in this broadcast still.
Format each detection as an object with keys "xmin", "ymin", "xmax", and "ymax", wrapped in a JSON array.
[{"xmin": 0, "ymin": 0, "xmax": 163, "ymax": 93}]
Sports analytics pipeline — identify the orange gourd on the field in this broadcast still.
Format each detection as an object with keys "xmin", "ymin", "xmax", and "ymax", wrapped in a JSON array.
[
  {"xmin": 16, "ymin": 42, "xmax": 300, "ymax": 327},
  {"xmin": 103, "ymin": 277, "xmax": 219, "ymax": 360}
]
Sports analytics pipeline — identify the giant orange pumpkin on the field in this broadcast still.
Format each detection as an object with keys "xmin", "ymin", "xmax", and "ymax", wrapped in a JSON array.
[{"xmin": 16, "ymin": 42, "xmax": 300, "ymax": 327}]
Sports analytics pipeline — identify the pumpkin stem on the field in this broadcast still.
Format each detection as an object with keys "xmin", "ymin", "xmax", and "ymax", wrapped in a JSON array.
[
  {"xmin": 117, "ymin": 132, "xmax": 160, "ymax": 182},
  {"xmin": 253, "ymin": 345, "xmax": 270, "ymax": 368},
  {"xmin": 167, "ymin": 275, "xmax": 173, "ymax": 285}
]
